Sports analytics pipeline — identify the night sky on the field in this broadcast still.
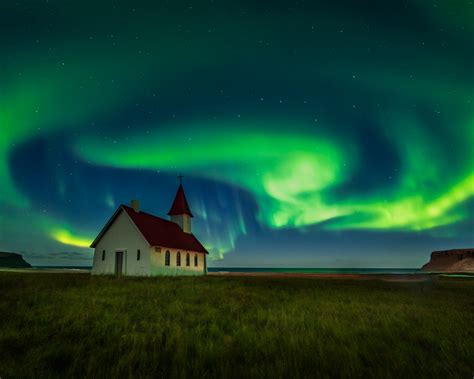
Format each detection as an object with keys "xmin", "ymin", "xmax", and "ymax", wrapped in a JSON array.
[{"xmin": 1, "ymin": 0, "xmax": 473, "ymax": 267}]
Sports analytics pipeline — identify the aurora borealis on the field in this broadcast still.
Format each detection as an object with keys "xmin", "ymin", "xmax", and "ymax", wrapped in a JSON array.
[{"xmin": 1, "ymin": 0, "xmax": 473, "ymax": 267}]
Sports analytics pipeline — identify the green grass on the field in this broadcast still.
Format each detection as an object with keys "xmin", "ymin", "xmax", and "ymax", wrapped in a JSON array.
[{"xmin": 0, "ymin": 272, "xmax": 473, "ymax": 378}]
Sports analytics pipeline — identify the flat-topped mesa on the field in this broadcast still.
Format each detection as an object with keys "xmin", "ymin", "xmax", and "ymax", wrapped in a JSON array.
[{"xmin": 421, "ymin": 248, "xmax": 474, "ymax": 272}]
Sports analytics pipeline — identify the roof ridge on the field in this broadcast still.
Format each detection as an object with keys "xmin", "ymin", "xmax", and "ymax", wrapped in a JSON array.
[
  {"xmin": 121, "ymin": 204, "xmax": 180, "ymax": 226},
  {"xmin": 119, "ymin": 204, "xmax": 208, "ymax": 254}
]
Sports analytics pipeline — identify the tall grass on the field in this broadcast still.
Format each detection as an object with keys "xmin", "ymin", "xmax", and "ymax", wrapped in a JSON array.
[{"xmin": 0, "ymin": 272, "xmax": 473, "ymax": 378}]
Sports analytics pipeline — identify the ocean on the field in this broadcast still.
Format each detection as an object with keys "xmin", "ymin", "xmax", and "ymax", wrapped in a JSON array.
[{"xmin": 208, "ymin": 268, "xmax": 421, "ymax": 274}]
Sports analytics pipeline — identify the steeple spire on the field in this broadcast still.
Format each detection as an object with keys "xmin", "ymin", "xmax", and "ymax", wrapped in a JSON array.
[
  {"xmin": 168, "ymin": 183, "xmax": 193, "ymax": 217},
  {"xmin": 168, "ymin": 179, "xmax": 193, "ymax": 233}
]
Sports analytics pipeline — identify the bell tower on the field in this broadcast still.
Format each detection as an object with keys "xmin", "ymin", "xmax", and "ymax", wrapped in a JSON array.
[{"xmin": 168, "ymin": 175, "xmax": 193, "ymax": 233}]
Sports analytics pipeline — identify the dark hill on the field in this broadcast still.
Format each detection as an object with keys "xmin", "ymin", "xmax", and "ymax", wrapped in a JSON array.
[{"xmin": 0, "ymin": 252, "xmax": 31, "ymax": 268}]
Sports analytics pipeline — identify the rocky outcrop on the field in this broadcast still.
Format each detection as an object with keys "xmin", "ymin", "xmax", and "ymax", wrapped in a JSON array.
[
  {"xmin": 421, "ymin": 249, "xmax": 474, "ymax": 272},
  {"xmin": 0, "ymin": 252, "xmax": 32, "ymax": 268}
]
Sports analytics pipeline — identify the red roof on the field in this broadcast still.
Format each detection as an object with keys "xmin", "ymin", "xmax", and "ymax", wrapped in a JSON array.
[
  {"xmin": 90, "ymin": 205, "xmax": 208, "ymax": 254},
  {"xmin": 167, "ymin": 184, "xmax": 193, "ymax": 217}
]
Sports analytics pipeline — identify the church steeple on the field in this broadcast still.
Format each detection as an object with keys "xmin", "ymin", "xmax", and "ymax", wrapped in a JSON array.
[{"xmin": 168, "ymin": 177, "xmax": 193, "ymax": 233}]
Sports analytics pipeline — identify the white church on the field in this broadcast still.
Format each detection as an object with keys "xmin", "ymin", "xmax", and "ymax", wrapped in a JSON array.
[{"xmin": 91, "ymin": 183, "xmax": 208, "ymax": 276}]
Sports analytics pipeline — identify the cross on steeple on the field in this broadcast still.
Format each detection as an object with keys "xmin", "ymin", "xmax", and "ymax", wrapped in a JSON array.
[{"xmin": 177, "ymin": 173, "xmax": 184, "ymax": 185}]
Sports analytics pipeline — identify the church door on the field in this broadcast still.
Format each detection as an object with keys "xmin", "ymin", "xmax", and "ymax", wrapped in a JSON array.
[{"xmin": 115, "ymin": 251, "xmax": 124, "ymax": 275}]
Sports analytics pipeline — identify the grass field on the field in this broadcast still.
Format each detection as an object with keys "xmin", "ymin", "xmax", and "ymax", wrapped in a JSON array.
[{"xmin": 0, "ymin": 272, "xmax": 473, "ymax": 378}]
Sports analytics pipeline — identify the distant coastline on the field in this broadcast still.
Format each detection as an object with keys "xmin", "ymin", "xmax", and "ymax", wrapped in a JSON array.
[{"xmin": 30, "ymin": 266, "xmax": 421, "ymax": 275}]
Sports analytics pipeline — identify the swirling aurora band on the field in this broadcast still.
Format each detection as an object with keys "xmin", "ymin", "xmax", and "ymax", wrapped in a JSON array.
[{"xmin": 74, "ymin": 120, "xmax": 474, "ymax": 232}]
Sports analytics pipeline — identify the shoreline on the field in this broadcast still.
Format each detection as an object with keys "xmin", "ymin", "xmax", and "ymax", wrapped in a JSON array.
[
  {"xmin": 208, "ymin": 271, "xmax": 432, "ymax": 282},
  {"xmin": 1, "ymin": 268, "xmax": 472, "ymax": 281}
]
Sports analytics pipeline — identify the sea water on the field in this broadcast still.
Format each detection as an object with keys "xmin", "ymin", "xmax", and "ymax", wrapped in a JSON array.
[{"xmin": 207, "ymin": 267, "xmax": 421, "ymax": 274}]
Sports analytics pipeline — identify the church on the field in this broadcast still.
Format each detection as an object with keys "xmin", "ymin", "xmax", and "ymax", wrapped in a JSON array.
[{"xmin": 90, "ymin": 183, "xmax": 208, "ymax": 276}]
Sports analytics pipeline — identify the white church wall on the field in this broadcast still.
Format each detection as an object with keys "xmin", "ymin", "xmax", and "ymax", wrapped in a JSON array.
[
  {"xmin": 169, "ymin": 215, "xmax": 192, "ymax": 233},
  {"xmin": 92, "ymin": 211, "xmax": 150, "ymax": 276},
  {"xmin": 183, "ymin": 216, "xmax": 191, "ymax": 234},
  {"xmin": 150, "ymin": 247, "xmax": 206, "ymax": 276}
]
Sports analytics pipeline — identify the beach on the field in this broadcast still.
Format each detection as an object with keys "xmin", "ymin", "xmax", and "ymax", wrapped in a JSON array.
[{"xmin": 209, "ymin": 271, "xmax": 432, "ymax": 282}]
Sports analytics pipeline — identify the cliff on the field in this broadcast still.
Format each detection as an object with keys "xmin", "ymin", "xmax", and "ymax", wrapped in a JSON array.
[
  {"xmin": 0, "ymin": 252, "xmax": 32, "ymax": 268},
  {"xmin": 421, "ymin": 249, "xmax": 474, "ymax": 272}
]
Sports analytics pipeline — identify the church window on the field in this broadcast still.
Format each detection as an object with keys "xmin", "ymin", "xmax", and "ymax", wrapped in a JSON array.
[
  {"xmin": 155, "ymin": 247, "xmax": 161, "ymax": 253},
  {"xmin": 137, "ymin": 249, "xmax": 141, "ymax": 261},
  {"xmin": 186, "ymin": 253, "xmax": 190, "ymax": 266},
  {"xmin": 177, "ymin": 251, "xmax": 181, "ymax": 266},
  {"xmin": 165, "ymin": 250, "xmax": 170, "ymax": 266},
  {"xmin": 194, "ymin": 254, "xmax": 198, "ymax": 267},
  {"xmin": 102, "ymin": 250, "xmax": 105, "ymax": 261}
]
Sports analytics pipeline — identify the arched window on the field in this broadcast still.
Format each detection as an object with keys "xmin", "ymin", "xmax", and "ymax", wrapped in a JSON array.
[
  {"xmin": 137, "ymin": 249, "xmax": 141, "ymax": 261},
  {"xmin": 176, "ymin": 251, "xmax": 181, "ymax": 266},
  {"xmin": 194, "ymin": 254, "xmax": 198, "ymax": 267},
  {"xmin": 102, "ymin": 250, "xmax": 106, "ymax": 261},
  {"xmin": 186, "ymin": 253, "xmax": 190, "ymax": 266},
  {"xmin": 165, "ymin": 250, "xmax": 170, "ymax": 266}
]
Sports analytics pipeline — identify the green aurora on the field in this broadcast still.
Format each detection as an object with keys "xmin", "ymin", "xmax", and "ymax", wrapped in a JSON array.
[{"xmin": 75, "ymin": 118, "xmax": 474, "ymax": 232}]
